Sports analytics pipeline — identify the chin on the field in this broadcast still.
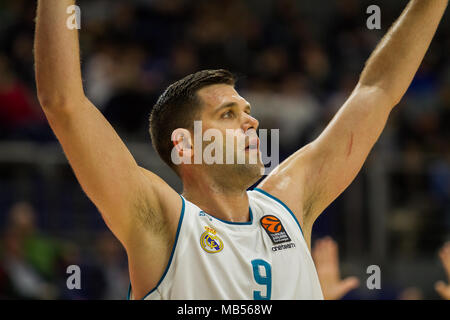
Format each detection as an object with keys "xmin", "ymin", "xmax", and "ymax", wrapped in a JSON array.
[
  {"xmin": 207, "ymin": 159, "xmax": 264, "ymax": 190},
  {"xmin": 233, "ymin": 162, "xmax": 264, "ymax": 186}
]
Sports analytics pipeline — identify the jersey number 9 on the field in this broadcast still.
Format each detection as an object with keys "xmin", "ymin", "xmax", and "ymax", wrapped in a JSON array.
[{"xmin": 251, "ymin": 259, "xmax": 272, "ymax": 300}]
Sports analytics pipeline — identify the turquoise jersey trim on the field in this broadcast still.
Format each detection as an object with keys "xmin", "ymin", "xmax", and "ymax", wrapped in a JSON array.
[
  {"xmin": 253, "ymin": 188, "xmax": 304, "ymax": 238},
  {"xmin": 127, "ymin": 194, "xmax": 186, "ymax": 300},
  {"xmin": 204, "ymin": 206, "xmax": 254, "ymax": 226}
]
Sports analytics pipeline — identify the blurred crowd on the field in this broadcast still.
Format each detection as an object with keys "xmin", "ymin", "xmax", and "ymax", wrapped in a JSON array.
[
  {"xmin": 0, "ymin": 201, "xmax": 129, "ymax": 299},
  {"xmin": 0, "ymin": 0, "xmax": 449, "ymax": 299}
]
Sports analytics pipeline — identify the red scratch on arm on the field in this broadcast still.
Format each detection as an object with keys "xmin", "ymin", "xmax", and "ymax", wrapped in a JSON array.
[{"xmin": 347, "ymin": 132, "xmax": 354, "ymax": 158}]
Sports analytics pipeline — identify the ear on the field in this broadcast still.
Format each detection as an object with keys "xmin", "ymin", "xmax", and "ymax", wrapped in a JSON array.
[
  {"xmin": 171, "ymin": 128, "xmax": 193, "ymax": 165},
  {"xmin": 172, "ymin": 128, "xmax": 192, "ymax": 149}
]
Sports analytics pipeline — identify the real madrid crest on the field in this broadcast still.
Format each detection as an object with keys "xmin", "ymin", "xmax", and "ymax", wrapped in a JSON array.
[{"xmin": 200, "ymin": 226, "xmax": 224, "ymax": 254}]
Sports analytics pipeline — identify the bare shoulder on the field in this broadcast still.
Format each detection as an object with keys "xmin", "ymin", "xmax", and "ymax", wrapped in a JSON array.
[{"xmin": 256, "ymin": 145, "xmax": 312, "ymax": 218}]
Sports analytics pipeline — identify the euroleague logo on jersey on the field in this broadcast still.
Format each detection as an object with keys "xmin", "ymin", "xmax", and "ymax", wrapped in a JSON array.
[
  {"xmin": 261, "ymin": 215, "xmax": 283, "ymax": 233},
  {"xmin": 260, "ymin": 215, "xmax": 291, "ymax": 244},
  {"xmin": 200, "ymin": 226, "xmax": 224, "ymax": 254}
]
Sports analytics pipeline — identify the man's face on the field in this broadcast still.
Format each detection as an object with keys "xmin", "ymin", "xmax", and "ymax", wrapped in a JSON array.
[{"xmin": 192, "ymin": 84, "xmax": 264, "ymax": 186}]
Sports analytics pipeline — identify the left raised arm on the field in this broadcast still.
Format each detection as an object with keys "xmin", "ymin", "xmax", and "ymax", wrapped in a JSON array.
[{"xmin": 258, "ymin": 0, "xmax": 448, "ymax": 244}]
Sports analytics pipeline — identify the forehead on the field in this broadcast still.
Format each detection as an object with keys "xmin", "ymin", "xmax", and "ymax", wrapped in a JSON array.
[{"xmin": 197, "ymin": 84, "xmax": 248, "ymax": 110}]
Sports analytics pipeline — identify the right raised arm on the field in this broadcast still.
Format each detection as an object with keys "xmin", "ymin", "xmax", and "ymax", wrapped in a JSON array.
[{"xmin": 34, "ymin": 0, "xmax": 180, "ymax": 246}]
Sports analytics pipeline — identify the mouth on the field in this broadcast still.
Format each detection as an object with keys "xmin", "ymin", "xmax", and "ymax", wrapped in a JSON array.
[{"xmin": 245, "ymin": 137, "xmax": 259, "ymax": 151}]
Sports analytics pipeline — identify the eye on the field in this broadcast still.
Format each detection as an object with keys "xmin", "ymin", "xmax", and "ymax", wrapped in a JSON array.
[{"xmin": 222, "ymin": 110, "xmax": 234, "ymax": 119}]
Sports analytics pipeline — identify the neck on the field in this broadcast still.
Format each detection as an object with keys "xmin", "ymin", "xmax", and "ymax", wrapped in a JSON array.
[{"xmin": 181, "ymin": 168, "xmax": 252, "ymax": 223}]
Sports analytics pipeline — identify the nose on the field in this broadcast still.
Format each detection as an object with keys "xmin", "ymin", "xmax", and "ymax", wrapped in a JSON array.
[{"xmin": 242, "ymin": 113, "xmax": 259, "ymax": 133}]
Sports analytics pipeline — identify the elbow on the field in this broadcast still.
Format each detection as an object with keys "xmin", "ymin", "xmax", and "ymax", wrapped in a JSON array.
[
  {"xmin": 36, "ymin": 89, "xmax": 84, "ymax": 111},
  {"xmin": 38, "ymin": 92, "xmax": 69, "ymax": 109},
  {"xmin": 357, "ymin": 70, "xmax": 405, "ymax": 107},
  {"xmin": 37, "ymin": 92, "xmax": 87, "ymax": 120},
  {"xmin": 354, "ymin": 82, "xmax": 401, "ymax": 109},
  {"xmin": 35, "ymin": 77, "xmax": 86, "ymax": 110}
]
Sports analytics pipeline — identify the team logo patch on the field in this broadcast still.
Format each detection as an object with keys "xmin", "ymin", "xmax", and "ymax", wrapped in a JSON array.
[
  {"xmin": 200, "ymin": 226, "xmax": 224, "ymax": 254},
  {"xmin": 260, "ymin": 215, "xmax": 291, "ymax": 244}
]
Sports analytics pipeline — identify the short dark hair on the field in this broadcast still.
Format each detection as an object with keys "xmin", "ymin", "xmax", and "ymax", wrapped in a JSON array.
[{"xmin": 149, "ymin": 69, "xmax": 236, "ymax": 173}]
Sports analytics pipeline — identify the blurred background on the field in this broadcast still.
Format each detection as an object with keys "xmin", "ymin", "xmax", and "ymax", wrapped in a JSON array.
[{"xmin": 0, "ymin": 0, "xmax": 449, "ymax": 299}]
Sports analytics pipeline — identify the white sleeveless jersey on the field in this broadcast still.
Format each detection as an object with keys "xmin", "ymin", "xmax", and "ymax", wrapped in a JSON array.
[{"xmin": 128, "ymin": 188, "xmax": 323, "ymax": 300}]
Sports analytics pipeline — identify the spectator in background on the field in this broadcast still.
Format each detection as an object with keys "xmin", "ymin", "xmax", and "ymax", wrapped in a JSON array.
[
  {"xmin": 0, "ymin": 202, "xmax": 58, "ymax": 299},
  {"xmin": 0, "ymin": 229, "xmax": 55, "ymax": 299},
  {"xmin": 5, "ymin": 202, "xmax": 62, "ymax": 281},
  {"xmin": 0, "ymin": 201, "xmax": 61, "ymax": 299}
]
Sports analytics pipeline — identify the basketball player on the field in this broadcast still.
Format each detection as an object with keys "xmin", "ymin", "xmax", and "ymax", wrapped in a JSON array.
[{"xmin": 34, "ymin": 0, "xmax": 448, "ymax": 300}]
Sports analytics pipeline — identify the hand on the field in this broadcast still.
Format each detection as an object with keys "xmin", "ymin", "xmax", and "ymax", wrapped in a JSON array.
[
  {"xmin": 312, "ymin": 237, "xmax": 360, "ymax": 300},
  {"xmin": 435, "ymin": 241, "xmax": 450, "ymax": 300}
]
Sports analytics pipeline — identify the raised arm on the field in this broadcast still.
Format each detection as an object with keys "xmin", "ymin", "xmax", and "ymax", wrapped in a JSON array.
[
  {"xmin": 35, "ymin": 0, "xmax": 83, "ymax": 107},
  {"xmin": 34, "ymin": 0, "xmax": 180, "ymax": 246},
  {"xmin": 258, "ymin": 0, "xmax": 448, "ymax": 244}
]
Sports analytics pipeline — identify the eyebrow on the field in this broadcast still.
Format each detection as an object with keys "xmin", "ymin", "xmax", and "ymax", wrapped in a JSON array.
[{"xmin": 215, "ymin": 102, "xmax": 252, "ymax": 114}]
